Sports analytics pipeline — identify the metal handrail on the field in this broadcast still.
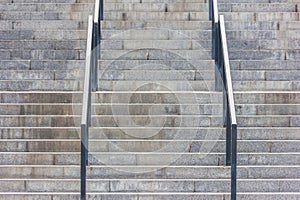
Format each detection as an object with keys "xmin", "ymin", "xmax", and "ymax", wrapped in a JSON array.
[
  {"xmin": 209, "ymin": 0, "xmax": 238, "ymax": 200},
  {"xmin": 81, "ymin": 0, "xmax": 103, "ymax": 199},
  {"xmin": 80, "ymin": 15, "xmax": 93, "ymax": 200}
]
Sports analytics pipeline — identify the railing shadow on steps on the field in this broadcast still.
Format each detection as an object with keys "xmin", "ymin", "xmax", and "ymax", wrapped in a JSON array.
[
  {"xmin": 209, "ymin": 0, "xmax": 238, "ymax": 200},
  {"xmin": 80, "ymin": 0, "xmax": 103, "ymax": 199}
]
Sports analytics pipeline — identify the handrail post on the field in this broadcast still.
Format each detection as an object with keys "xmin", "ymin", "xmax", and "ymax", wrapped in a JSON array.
[
  {"xmin": 231, "ymin": 124, "xmax": 237, "ymax": 200},
  {"xmin": 100, "ymin": 0, "xmax": 103, "ymax": 20},
  {"xmin": 80, "ymin": 124, "xmax": 87, "ymax": 200},
  {"xmin": 226, "ymin": 101, "xmax": 231, "ymax": 166},
  {"xmin": 92, "ymin": 23, "xmax": 98, "ymax": 92},
  {"xmin": 209, "ymin": 0, "xmax": 212, "ymax": 20}
]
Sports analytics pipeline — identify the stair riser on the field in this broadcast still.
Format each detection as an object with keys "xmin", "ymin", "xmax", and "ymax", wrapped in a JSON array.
[
  {"xmin": 0, "ymin": 140, "xmax": 299, "ymax": 153},
  {"xmin": 1, "ymin": 127, "xmax": 299, "ymax": 140},
  {"xmin": 0, "ymin": 104, "xmax": 299, "ymax": 115},
  {"xmin": 0, "ymin": 166, "xmax": 299, "ymax": 179}
]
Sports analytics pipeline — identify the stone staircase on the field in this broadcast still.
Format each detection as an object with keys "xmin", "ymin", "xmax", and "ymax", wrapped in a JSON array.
[{"xmin": 0, "ymin": 0, "xmax": 299, "ymax": 199}]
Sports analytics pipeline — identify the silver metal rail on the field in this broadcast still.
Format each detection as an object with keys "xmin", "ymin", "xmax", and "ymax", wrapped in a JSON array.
[
  {"xmin": 80, "ymin": 15, "xmax": 93, "ymax": 200},
  {"xmin": 80, "ymin": 0, "xmax": 103, "ymax": 199},
  {"xmin": 209, "ymin": 0, "xmax": 238, "ymax": 200}
]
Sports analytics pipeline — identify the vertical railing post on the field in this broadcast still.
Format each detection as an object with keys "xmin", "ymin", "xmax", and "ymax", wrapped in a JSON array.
[
  {"xmin": 88, "ymin": 64, "xmax": 92, "ymax": 127},
  {"xmin": 231, "ymin": 124, "xmax": 237, "ymax": 200},
  {"xmin": 80, "ymin": 124, "xmax": 87, "ymax": 200},
  {"xmin": 92, "ymin": 21, "xmax": 99, "ymax": 91},
  {"xmin": 215, "ymin": 25, "xmax": 223, "ymax": 91},
  {"xmin": 226, "ymin": 102, "xmax": 231, "ymax": 166},
  {"xmin": 209, "ymin": 0, "xmax": 212, "ymax": 20},
  {"xmin": 92, "ymin": 23, "xmax": 97, "ymax": 91},
  {"xmin": 212, "ymin": 18, "xmax": 216, "ymax": 59},
  {"xmin": 87, "ymin": 78, "xmax": 91, "ymax": 158},
  {"xmin": 100, "ymin": 0, "xmax": 103, "ymax": 20}
]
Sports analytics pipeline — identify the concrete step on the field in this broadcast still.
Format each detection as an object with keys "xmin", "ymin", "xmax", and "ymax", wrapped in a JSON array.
[
  {"xmin": 99, "ymin": 39, "xmax": 299, "ymax": 51},
  {"xmin": 99, "ymin": 60, "xmax": 215, "ymax": 70},
  {"xmin": 5, "ymin": 20, "xmax": 88, "ymax": 30},
  {"xmin": 0, "ymin": 103, "xmax": 300, "ymax": 115},
  {"xmin": 100, "ymin": 21, "xmax": 293, "ymax": 30},
  {"xmin": 0, "ymin": 91, "xmax": 298, "ymax": 104},
  {"xmin": 0, "ymin": 115, "xmax": 223, "ymax": 127},
  {"xmin": 1, "ymin": 126, "xmax": 300, "ymax": 140},
  {"xmin": 0, "ymin": 3, "xmax": 94, "ymax": 12},
  {"xmin": 0, "ymin": 11, "xmax": 92, "ymax": 20},
  {"xmin": 98, "ymin": 3, "xmax": 298, "ymax": 12},
  {"xmin": 0, "ymin": 29, "xmax": 296, "ymax": 41},
  {"xmin": 0, "ymin": 50, "xmax": 85, "ymax": 60},
  {"xmin": 230, "ymin": 60, "xmax": 300, "ymax": 71},
  {"xmin": 1, "ymin": 134, "xmax": 299, "ymax": 154},
  {"xmin": 100, "ymin": 59, "xmax": 300, "ymax": 70},
  {"xmin": 0, "ymin": 60, "xmax": 85, "ymax": 70},
  {"xmin": 0, "ymin": 79, "xmax": 298, "ymax": 91},
  {"xmin": 0, "ymin": 80, "xmax": 81, "ymax": 90},
  {"xmin": 229, "ymin": 50, "xmax": 286, "ymax": 60},
  {"xmin": 2, "ymin": 139, "xmax": 299, "ymax": 153},
  {"xmin": 100, "ymin": 29, "xmax": 299, "ymax": 40},
  {"xmin": 101, "ymin": 70, "xmax": 299, "ymax": 82},
  {"xmin": 0, "ymin": 165, "xmax": 299, "ymax": 179},
  {"xmin": 221, "ymin": 12, "xmax": 299, "ymax": 21},
  {"xmin": 218, "ymin": 0, "xmax": 296, "ymax": 3},
  {"xmin": 219, "ymin": 3, "xmax": 297, "ymax": 12},
  {"xmin": 0, "ymin": 115, "xmax": 299, "ymax": 127},
  {"xmin": 104, "ymin": 12, "xmax": 209, "ymax": 21},
  {"xmin": 227, "ymin": 30, "xmax": 300, "ymax": 40},
  {"xmin": 101, "ymin": 29, "xmax": 211, "ymax": 40},
  {"xmin": 110, "ymin": 0, "xmax": 294, "ymax": 2},
  {"xmin": 132, "ymin": 0, "xmax": 208, "ymax": 2},
  {"xmin": 0, "ymin": 103, "xmax": 299, "ymax": 115},
  {"xmin": 0, "ymin": 69, "xmax": 80, "ymax": 80},
  {"xmin": 99, "ymin": 71, "xmax": 298, "ymax": 82},
  {"xmin": 99, "ymin": 70, "xmax": 208, "ymax": 81},
  {"xmin": 0, "ymin": 193, "xmax": 299, "ymax": 200},
  {"xmin": 0, "ymin": 11, "xmax": 269, "ymax": 21},
  {"xmin": 0, "ymin": 178, "xmax": 299, "ymax": 193},
  {"xmin": 103, "ymin": 3, "xmax": 207, "ymax": 12},
  {"xmin": 98, "ymin": 80, "xmax": 299, "ymax": 91},
  {"xmin": 99, "ymin": 70, "xmax": 299, "ymax": 81},
  {"xmin": 0, "ymin": 40, "xmax": 85, "ymax": 50},
  {"xmin": 78, "ymin": 138, "xmax": 299, "ymax": 152},
  {"xmin": 99, "ymin": 49, "xmax": 211, "ymax": 60},
  {"xmin": 102, "ymin": 21, "xmax": 212, "ymax": 30},
  {"xmin": 1, "ymin": 152, "xmax": 299, "ymax": 165},
  {"xmin": 1, "ymin": 59, "xmax": 298, "ymax": 72},
  {"xmin": 1, "ymin": 127, "xmax": 299, "ymax": 140},
  {"xmin": 0, "ymin": 30, "xmax": 87, "ymax": 40},
  {"xmin": 233, "ymin": 79, "xmax": 299, "ymax": 91},
  {"xmin": 2, "ymin": 0, "xmax": 95, "ymax": 3},
  {"xmin": 15, "ymin": 49, "xmax": 295, "ymax": 62},
  {"xmin": 102, "ymin": 49, "xmax": 297, "ymax": 61}
]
